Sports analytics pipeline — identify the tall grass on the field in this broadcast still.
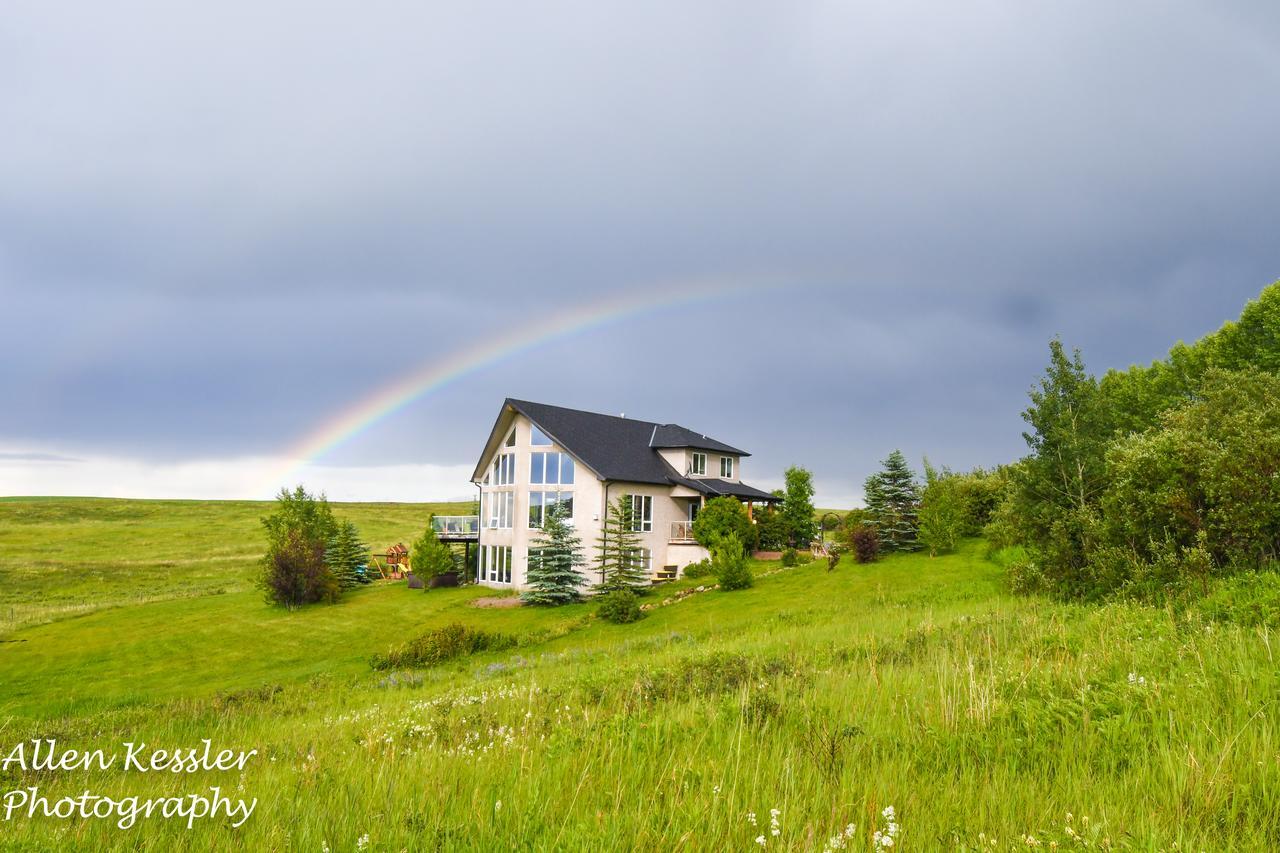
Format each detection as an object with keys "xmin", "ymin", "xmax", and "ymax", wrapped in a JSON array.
[{"xmin": 1, "ymin": 505, "xmax": 1278, "ymax": 850}]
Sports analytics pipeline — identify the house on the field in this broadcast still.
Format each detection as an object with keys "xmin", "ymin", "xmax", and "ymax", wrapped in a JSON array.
[{"xmin": 471, "ymin": 399, "xmax": 780, "ymax": 589}]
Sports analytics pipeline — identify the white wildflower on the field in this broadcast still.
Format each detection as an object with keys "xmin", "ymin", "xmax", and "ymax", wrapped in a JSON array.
[
  {"xmin": 755, "ymin": 835, "xmax": 766, "ymax": 847},
  {"xmin": 356, "ymin": 834, "xmax": 370, "ymax": 851}
]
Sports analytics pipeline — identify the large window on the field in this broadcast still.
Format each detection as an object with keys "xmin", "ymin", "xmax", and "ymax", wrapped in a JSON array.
[
  {"xmin": 492, "ymin": 452, "xmax": 515, "ymax": 486},
  {"xmin": 485, "ymin": 490, "xmax": 514, "ymax": 529},
  {"xmin": 480, "ymin": 545, "xmax": 512, "ymax": 584},
  {"xmin": 628, "ymin": 494, "xmax": 653, "ymax": 532},
  {"xmin": 691, "ymin": 452, "xmax": 707, "ymax": 475},
  {"xmin": 531, "ymin": 424, "xmax": 552, "ymax": 446},
  {"xmin": 531, "ymin": 452, "xmax": 574, "ymax": 486},
  {"xmin": 626, "ymin": 547, "xmax": 652, "ymax": 578},
  {"xmin": 528, "ymin": 491, "xmax": 574, "ymax": 527},
  {"xmin": 720, "ymin": 456, "xmax": 734, "ymax": 478}
]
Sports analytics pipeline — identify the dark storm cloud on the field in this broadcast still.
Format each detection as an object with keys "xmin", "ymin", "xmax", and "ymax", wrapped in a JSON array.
[{"xmin": 2, "ymin": 1, "xmax": 1279, "ymax": 501}]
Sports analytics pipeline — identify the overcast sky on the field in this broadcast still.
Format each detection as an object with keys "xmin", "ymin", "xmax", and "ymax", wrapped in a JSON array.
[{"xmin": 3, "ymin": 1, "xmax": 1279, "ymax": 505}]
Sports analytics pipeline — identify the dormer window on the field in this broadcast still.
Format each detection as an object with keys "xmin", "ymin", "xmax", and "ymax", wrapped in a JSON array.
[
  {"xmin": 691, "ymin": 452, "xmax": 707, "ymax": 475},
  {"xmin": 531, "ymin": 424, "xmax": 552, "ymax": 446},
  {"xmin": 720, "ymin": 456, "xmax": 734, "ymax": 478}
]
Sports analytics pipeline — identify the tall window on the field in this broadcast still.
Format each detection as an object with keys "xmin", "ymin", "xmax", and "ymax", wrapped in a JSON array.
[
  {"xmin": 504, "ymin": 428, "xmax": 516, "ymax": 447},
  {"xmin": 531, "ymin": 424, "xmax": 552, "ymax": 446},
  {"xmin": 531, "ymin": 452, "xmax": 574, "ymax": 486},
  {"xmin": 487, "ymin": 491, "xmax": 513, "ymax": 529},
  {"xmin": 528, "ymin": 491, "xmax": 573, "ymax": 527},
  {"xmin": 629, "ymin": 494, "xmax": 653, "ymax": 532},
  {"xmin": 480, "ymin": 545, "xmax": 512, "ymax": 584},
  {"xmin": 720, "ymin": 456, "xmax": 734, "ymax": 478},
  {"xmin": 626, "ymin": 547, "xmax": 652, "ymax": 578},
  {"xmin": 691, "ymin": 452, "xmax": 707, "ymax": 475},
  {"xmin": 492, "ymin": 452, "xmax": 515, "ymax": 486}
]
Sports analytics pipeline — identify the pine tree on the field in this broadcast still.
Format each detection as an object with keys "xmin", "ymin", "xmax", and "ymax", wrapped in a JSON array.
[
  {"xmin": 327, "ymin": 519, "xmax": 371, "ymax": 588},
  {"xmin": 522, "ymin": 505, "xmax": 586, "ymax": 605},
  {"xmin": 410, "ymin": 515, "xmax": 456, "ymax": 580},
  {"xmin": 864, "ymin": 450, "xmax": 922, "ymax": 552},
  {"xmin": 594, "ymin": 496, "xmax": 649, "ymax": 593}
]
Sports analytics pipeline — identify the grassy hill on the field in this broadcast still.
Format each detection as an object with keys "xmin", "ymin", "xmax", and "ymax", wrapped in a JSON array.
[{"xmin": 0, "ymin": 499, "xmax": 1277, "ymax": 850}]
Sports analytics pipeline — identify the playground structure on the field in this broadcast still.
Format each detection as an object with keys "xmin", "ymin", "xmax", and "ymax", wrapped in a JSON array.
[{"xmin": 367, "ymin": 543, "xmax": 410, "ymax": 580}]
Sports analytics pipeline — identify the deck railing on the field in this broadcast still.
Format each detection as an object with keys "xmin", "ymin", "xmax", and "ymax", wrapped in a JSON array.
[
  {"xmin": 670, "ymin": 521, "xmax": 697, "ymax": 542},
  {"xmin": 432, "ymin": 515, "xmax": 480, "ymax": 536}
]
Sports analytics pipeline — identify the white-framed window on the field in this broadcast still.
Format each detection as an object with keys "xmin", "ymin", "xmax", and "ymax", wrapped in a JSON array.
[
  {"xmin": 492, "ymin": 452, "xmax": 515, "ymax": 486},
  {"xmin": 531, "ymin": 424, "xmax": 552, "ymax": 446},
  {"xmin": 480, "ymin": 545, "xmax": 512, "ymax": 584},
  {"xmin": 486, "ymin": 490, "xmax": 514, "ymax": 529},
  {"xmin": 691, "ymin": 452, "xmax": 707, "ymax": 475},
  {"xmin": 720, "ymin": 456, "xmax": 734, "ymax": 478},
  {"xmin": 627, "ymin": 547, "xmax": 652, "ymax": 578},
  {"xmin": 528, "ymin": 491, "xmax": 573, "ymax": 527},
  {"xmin": 530, "ymin": 452, "xmax": 574, "ymax": 486},
  {"xmin": 504, "ymin": 428, "xmax": 516, "ymax": 447},
  {"xmin": 628, "ymin": 494, "xmax": 653, "ymax": 532}
]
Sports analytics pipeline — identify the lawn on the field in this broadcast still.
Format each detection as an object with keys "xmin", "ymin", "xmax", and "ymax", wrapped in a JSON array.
[{"xmin": 1, "ymin": 499, "xmax": 1277, "ymax": 851}]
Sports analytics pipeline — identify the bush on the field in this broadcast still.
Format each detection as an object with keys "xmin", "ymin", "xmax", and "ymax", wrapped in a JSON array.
[
  {"xmin": 693, "ymin": 497, "xmax": 756, "ymax": 551},
  {"xmin": 260, "ymin": 530, "xmax": 341, "ymax": 608},
  {"xmin": 371, "ymin": 622, "xmax": 517, "ymax": 669},
  {"xmin": 1199, "ymin": 569, "xmax": 1280, "ymax": 627},
  {"xmin": 781, "ymin": 547, "xmax": 800, "ymax": 567},
  {"xmin": 598, "ymin": 589, "xmax": 644, "ymax": 624},
  {"xmin": 714, "ymin": 535, "xmax": 753, "ymax": 591},
  {"xmin": 848, "ymin": 524, "xmax": 880, "ymax": 564},
  {"xmin": 682, "ymin": 559, "xmax": 714, "ymax": 579}
]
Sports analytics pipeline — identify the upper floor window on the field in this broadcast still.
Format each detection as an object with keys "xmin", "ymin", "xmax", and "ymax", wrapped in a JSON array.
[
  {"xmin": 628, "ymin": 494, "xmax": 653, "ymax": 532},
  {"xmin": 720, "ymin": 456, "xmax": 734, "ymax": 478},
  {"xmin": 492, "ymin": 452, "xmax": 515, "ymax": 486},
  {"xmin": 484, "ymin": 491, "xmax": 514, "ymax": 529},
  {"xmin": 531, "ymin": 424, "xmax": 552, "ymax": 446},
  {"xmin": 691, "ymin": 452, "xmax": 707, "ymax": 476},
  {"xmin": 505, "ymin": 428, "xmax": 516, "ymax": 447},
  {"xmin": 531, "ymin": 452, "xmax": 574, "ymax": 485},
  {"xmin": 528, "ymin": 491, "xmax": 574, "ymax": 528}
]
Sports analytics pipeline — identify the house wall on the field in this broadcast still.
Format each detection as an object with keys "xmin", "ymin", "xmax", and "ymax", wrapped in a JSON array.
[
  {"xmin": 474, "ymin": 413, "xmax": 712, "ymax": 590},
  {"xmin": 657, "ymin": 447, "xmax": 742, "ymax": 482}
]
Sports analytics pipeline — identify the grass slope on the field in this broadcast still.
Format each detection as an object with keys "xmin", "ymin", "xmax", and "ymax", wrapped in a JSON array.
[{"xmin": 0, "ymin": 501, "xmax": 1277, "ymax": 850}]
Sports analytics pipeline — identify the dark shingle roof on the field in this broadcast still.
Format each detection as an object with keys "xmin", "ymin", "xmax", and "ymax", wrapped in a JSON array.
[
  {"xmin": 670, "ymin": 476, "xmax": 782, "ymax": 502},
  {"xmin": 493, "ymin": 399, "xmax": 754, "ymax": 487}
]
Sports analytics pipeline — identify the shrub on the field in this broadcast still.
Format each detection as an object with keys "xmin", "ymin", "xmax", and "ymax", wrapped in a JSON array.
[
  {"xmin": 260, "ymin": 530, "xmax": 340, "ymax": 609},
  {"xmin": 682, "ymin": 559, "xmax": 714, "ymax": 579},
  {"xmin": 598, "ymin": 589, "xmax": 643, "ymax": 624},
  {"xmin": 714, "ymin": 535, "xmax": 753, "ymax": 591},
  {"xmin": 693, "ymin": 497, "xmax": 756, "ymax": 551},
  {"xmin": 371, "ymin": 622, "xmax": 517, "ymax": 669},
  {"xmin": 1199, "ymin": 569, "xmax": 1280, "ymax": 627},
  {"xmin": 848, "ymin": 524, "xmax": 880, "ymax": 564},
  {"xmin": 781, "ymin": 547, "xmax": 800, "ymax": 567}
]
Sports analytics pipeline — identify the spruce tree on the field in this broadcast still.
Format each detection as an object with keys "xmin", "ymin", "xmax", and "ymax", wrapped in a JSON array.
[
  {"xmin": 864, "ymin": 450, "xmax": 922, "ymax": 552},
  {"xmin": 522, "ymin": 505, "xmax": 586, "ymax": 605},
  {"xmin": 410, "ymin": 516, "xmax": 456, "ymax": 580},
  {"xmin": 327, "ymin": 519, "xmax": 371, "ymax": 588},
  {"xmin": 594, "ymin": 496, "xmax": 649, "ymax": 593}
]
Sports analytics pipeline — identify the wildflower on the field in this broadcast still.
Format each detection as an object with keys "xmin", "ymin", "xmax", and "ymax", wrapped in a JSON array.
[
  {"xmin": 747, "ymin": 812, "xmax": 758, "ymax": 826},
  {"xmin": 356, "ymin": 834, "xmax": 370, "ymax": 851},
  {"xmin": 755, "ymin": 835, "xmax": 766, "ymax": 847},
  {"xmin": 495, "ymin": 800, "xmax": 502, "ymax": 812},
  {"xmin": 713, "ymin": 785, "xmax": 721, "ymax": 796},
  {"xmin": 882, "ymin": 805, "xmax": 895, "ymax": 820}
]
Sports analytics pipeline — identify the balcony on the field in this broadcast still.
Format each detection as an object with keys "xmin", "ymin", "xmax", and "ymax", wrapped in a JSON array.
[
  {"xmin": 670, "ymin": 521, "xmax": 697, "ymax": 543},
  {"xmin": 432, "ymin": 515, "xmax": 480, "ymax": 541}
]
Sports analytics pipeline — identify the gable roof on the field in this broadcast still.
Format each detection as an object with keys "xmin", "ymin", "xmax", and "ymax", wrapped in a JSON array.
[{"xmin": 472, "ymin": 399, "xmax": 751, "ymax": 486}]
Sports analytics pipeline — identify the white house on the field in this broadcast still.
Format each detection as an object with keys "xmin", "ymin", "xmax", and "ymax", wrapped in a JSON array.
[{"xmin": 470, "ymin": 399, "xmax": 780, "ymax": 590}]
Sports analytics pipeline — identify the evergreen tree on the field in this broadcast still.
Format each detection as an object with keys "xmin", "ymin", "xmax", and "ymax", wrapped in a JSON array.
[
  {"xmin": 594, "ymin": 496, "xmax": 649, "ymax": 593},
  {"xmin": 864, "ymin": 450, "xmax": 921, "ymax": 552},
  {"xmin": 522, "ymin": 505, "xmax": 586, "ymax": 605},
  {"xmin": 712, "ymin": 534, "xmax": 754, "ymax": 590},
  {"xmin": 410, "ymin": 515, "xmax": 456, "ymax": 580},
  {"xmin": 327, "ymin": 519, "xmax": 371, "ymax": 588}
]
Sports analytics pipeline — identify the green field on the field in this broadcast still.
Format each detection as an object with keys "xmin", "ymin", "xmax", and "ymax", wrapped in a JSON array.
[{"xmin": 1, "ymin": 499, "xmax": 1277, "ymax": 850}]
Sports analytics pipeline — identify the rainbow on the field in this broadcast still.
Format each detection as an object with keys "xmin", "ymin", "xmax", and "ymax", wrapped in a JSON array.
[{"xmin": 263, "ymin": 276, "xmax": 775, "ymax": 492}]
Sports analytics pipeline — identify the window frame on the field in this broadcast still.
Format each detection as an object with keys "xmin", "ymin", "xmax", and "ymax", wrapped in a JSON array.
[
  {"xmin": 720, "ymin": 456, "xmax": 734, "ymax": 478},
  {"xmin": 691, "ymin": 452, "xmax": 707, "ymax": 476},
  {"xmin": 628, "ymin": 494, "xmax": 653, "ymax": 533}
]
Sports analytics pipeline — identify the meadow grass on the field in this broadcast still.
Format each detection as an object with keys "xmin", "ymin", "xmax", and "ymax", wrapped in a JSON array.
[{"xmin": 0, "ymin": 500, "xmax": 1278, "ymax": 850}]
